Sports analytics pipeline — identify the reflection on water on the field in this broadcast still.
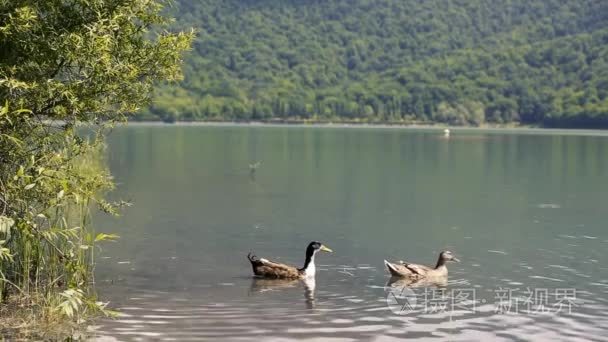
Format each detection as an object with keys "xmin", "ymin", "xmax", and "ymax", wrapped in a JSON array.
[
  {"xmin": 249, "ymin": 277, "xmax": 316, "ymax": 309},
  {"xmin": 92, "ymin": 266, "xmax": 608, "ymax": 341},
  {"xmin": 93, "ymin": 126, "xmax": 608, "ymax": 341}
]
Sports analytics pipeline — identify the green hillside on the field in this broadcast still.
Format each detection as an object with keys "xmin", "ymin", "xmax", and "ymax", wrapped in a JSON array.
[{"xmin": 142, "ymin": 0, "xmax": 608, "ymax": 127}]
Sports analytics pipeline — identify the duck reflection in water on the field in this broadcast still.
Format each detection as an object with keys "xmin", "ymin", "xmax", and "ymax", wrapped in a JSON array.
[{"xmin": 249, "ymin": 277, "xmax": 317, "ymax": 309}]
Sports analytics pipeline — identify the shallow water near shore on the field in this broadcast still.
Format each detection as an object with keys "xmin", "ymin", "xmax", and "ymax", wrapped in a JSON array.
[{"xmin": 92, "ymin": 125, "xmax": 608, "ymax": 341}]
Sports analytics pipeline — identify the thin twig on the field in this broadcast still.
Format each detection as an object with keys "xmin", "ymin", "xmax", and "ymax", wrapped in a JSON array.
[{"xmin": 0, "ymin": 270, "xmax": 25, "ymax": 295}]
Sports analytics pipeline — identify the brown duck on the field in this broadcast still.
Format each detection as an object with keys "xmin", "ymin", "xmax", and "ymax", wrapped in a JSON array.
[
  {"xmin": 247, "ymin": 241, "xmax": 333, "ymax": 279},
  {"xmin": 384, "ymin": 251, "xmax": 460, "ymax": 278}
]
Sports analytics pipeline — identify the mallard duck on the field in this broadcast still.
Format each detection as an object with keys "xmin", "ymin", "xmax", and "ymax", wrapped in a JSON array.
[
  {"xmin": 247, "ymin": 241, "xmax": 332, "ymax": 279},
  {"xmin": 384, "ymin": 251, "xmax": 460, "ymax": 278}
]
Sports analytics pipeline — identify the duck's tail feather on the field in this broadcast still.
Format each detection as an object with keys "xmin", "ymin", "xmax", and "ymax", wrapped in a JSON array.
[{"xmin": 384, "ymin": 259, "xmax": 401, "ymax": 276}]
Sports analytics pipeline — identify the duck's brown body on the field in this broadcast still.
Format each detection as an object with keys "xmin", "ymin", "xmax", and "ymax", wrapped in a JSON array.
[
  {"xmin": 386, "ymin": 275, "xmax": 447, "ymax": 289},
  {"xmin": 384, "ymin": 261, "xmax": 447, "ymax": 278},
  {"xmin": 247, "ymin": 241, "xmax": 332, "ymax": 279},
  {"xmin": 384, "ymin": 251, "xmax": 459, "ymax": 279},
  {"xmin": 248, "ymin": 253, "xmax": 304, "ymax": 279}
]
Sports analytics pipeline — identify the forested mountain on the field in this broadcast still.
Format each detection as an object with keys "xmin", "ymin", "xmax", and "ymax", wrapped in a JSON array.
[{"xmin": 141, "ymin": 0, "xmax": 608, "ymax": 127}]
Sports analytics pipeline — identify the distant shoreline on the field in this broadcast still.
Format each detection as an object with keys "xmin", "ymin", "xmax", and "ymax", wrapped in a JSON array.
[
  {"xmin": 130, "ymin": 117, "xmax": 527, "ymax": 129},
  {"xmin": 122, "ymin": 120, "xmax": 608, "ymax": 136}
]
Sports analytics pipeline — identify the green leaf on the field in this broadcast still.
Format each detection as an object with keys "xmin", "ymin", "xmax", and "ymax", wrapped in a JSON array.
[
  {"xmin": 0, "ymin": 216, "xmax": 15, "ymax": 234},
  {"xmin": 95, "ymin": 233, "xmax": 119, "ymax": 242},
  {"xmin": 0, "ymin": 247, "xmax": 14, "ymax": 262},
  {"xmin": 0, "ymin": 101, "xmax": 8, "ymax": 116}
]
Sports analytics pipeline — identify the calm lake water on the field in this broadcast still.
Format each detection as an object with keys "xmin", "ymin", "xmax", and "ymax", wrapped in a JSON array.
[{"xmin": 92, "ymin": 125, "xmax": 608, "ymax": 341}]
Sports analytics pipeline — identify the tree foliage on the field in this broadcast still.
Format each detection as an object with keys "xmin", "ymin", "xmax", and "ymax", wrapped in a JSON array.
[
  {"xmin": 143, "ymin": 0, "xmax": 608, "ymax": 127},
  {"xmin": 0, "ymin": 0, "xmax": 192, "ymax": 324}
]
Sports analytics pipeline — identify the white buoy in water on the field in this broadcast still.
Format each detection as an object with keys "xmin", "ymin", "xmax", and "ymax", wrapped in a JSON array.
[{"xmin": 443, "ymin": 128, "xmax": 450, "ymax": 137}]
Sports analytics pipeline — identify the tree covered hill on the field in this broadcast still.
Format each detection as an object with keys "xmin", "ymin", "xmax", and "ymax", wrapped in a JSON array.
[{"xmin": 142, "ymin": 0, "xmax": 608, "ymax": 127}]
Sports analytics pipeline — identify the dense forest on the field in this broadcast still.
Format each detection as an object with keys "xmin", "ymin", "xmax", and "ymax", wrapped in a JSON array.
[{"xmin": 139, "ymin": 0, "xmax": 608, "ymax": 128}]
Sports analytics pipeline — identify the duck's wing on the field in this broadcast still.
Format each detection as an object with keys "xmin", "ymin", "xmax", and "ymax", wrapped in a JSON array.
[
  {"xmin": 384, "ymin": 260, "xmax": 416, "ymax": 277},
  {"xmin": 399, "ymin": 260, "xmax": 432, "ymax": 276},
  {"xmin": 248, "ymin": 253, "xmax": 301, "ymax": 279}
]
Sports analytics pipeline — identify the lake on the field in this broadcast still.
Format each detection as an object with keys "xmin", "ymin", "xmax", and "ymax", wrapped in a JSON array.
[{"xmin": 92, "ymin": 125, "xmax": 608, "ymax": 341}]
